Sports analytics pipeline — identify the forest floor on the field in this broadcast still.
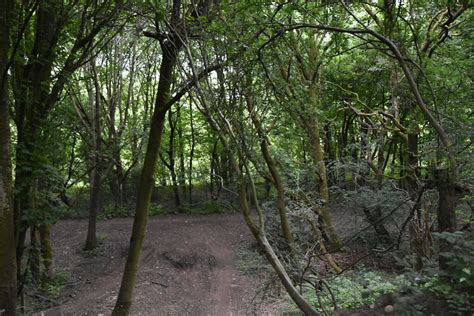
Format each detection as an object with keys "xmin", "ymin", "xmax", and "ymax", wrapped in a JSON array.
[{"xmin": 32, "ymin": 212, "xmax": 284, "ymax": 315}]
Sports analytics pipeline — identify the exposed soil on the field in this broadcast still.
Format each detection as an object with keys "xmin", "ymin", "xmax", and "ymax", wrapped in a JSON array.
[
  {"xmin": 35, "ymin": 212, "xmax": 280, "ymax": 315},
  {"xmin": 29, "ymin": 203, "xmax": 424, "ymax": 315}
]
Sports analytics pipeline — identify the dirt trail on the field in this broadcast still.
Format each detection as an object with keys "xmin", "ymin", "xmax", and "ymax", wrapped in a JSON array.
[{"xmin": 42, "ymin": 213, "xmax": 275, "ymax": 315}]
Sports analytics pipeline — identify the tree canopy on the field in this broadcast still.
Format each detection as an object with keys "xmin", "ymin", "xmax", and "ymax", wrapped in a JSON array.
[{"xmin": 0, "ymin": 1, "xmax": 472, "ymax": 315}]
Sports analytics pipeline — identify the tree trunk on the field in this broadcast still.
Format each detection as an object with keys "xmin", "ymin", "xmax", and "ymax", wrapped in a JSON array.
[
  {"xmin": 177, "ymin": 107, "xmax": 187, "ymax": 201},
  {"xmin": 85, "ymin": 164, "xmax": 101, "ymax": 250},
  {"xmin": 209, "ymin": 140, "xmax": 218, "ymax": 199},
  {"xmin": 324, "ymin": 124, "xmax": 337, "ymax": 185},
  {"xmin": 435, "ymin": 167, "xmax": 459, "ymax": 270},
  {"xmin": 198, "ymin": 102, "xmax": 320, "ymax": 315},
  {"xmin": 236, "ymin": 168, "xmax": 319, "ymax": 315},
  {"xmin": 435, "ymin": 168, "xmax": 458, "ymax": 234},
  {"xmin": 307, "ymin": 122, "xmax": 341, "ymax": 248},
  {"xmin": 39, "ymin": 224, "xmax": 53, "ymax": 279},
  {"xmin": 0, "ymin": 0, "xmax": 17, "ymax": 312},
  {"xmin": 113, "ymin": 42, "xmax": 180, "ymax": 315},
  {"xmin": 110, "ymin": 148, "xmax": 126, "ymax": 209},
  {"xmin": 246, "ymin": 93, "xmax": 294, "ymax": 245},
  {"xmin": 363, "ymin": 207, "xmax": 391, "ymax": 243},
  {"xmin": 165, "ymin": 110, "xmax": 181, "ymax": 208},
  {"xmin": 188, "ymin": 102, "xmax": 195, "ymax": 204},
  {"xmin": 261, "ymin": 142, "xmax": 294, "ymax": 245},
  {"xmin": 85, "ymin": 60, "xmax": 102, "ymax": 251},
  {"xmin": 14, "ymin": 131, "xmax": 37, "ymax": 277}
]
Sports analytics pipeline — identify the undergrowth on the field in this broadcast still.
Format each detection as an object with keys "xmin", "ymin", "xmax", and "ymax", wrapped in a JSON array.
[
  {"xmin": 179, "ymin": 200, "xmax": 223, "ymax": 215},
  {"xmin": 96, "ymin": 200, "xmax": 223, "ymax": 219},
  {"xmin": 40, "ymin": 271, "xmax": 70, "ymax": 298},
  {"xmin": 236, "ymin": 243, "xmax": 271, "ymax": 275},
  {"xmin": 284, "ymin": 270, "xmax": 410, "ymax": 314}
]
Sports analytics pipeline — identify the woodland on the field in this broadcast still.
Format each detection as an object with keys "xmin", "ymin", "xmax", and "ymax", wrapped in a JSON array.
[{"xmin": 0, "ymin": 0, "xmax": 473, "ymax": 315}]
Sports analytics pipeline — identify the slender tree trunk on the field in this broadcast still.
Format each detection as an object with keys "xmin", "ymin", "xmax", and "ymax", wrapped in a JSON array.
[
  {"xmin": 406, "ymin": 133, "xmax": 419, "ymax": 192},
  {"xmin": 435, "ymin": 168, "xmax": 458, "ymax": 234},
  {"xmin": 209, "ymin": 140, "xmax": 218, "ymax": 199},
  {"xmin": 110, "ymin": 146, "xmax": 126, "ymax": 209},
  {"xmin": 306, "ymin": 121, "xmax": 341, "ymax": 248},
  {"xmin": 375, "ymin": 130, "xmax": 386, "ymax": 185},
  {"xmin": 165, "ymin": 110, "xmax": 181, "ymax": 208},
  {"xmin": 113, "ymin": 43, "xmax": 180, "ymax": 315},
  {"xmin": 170, "ymin": 171, "xmax": 181, "ymax": 208},
  {"xmin": 177, "ymin": 107, "xmax": 187, "ymax": 201},
  {"xmin": 198, "ymin": 101, "xmax": 319, "ymax": 315},
  {"xmin": 435, "ymin": 167, "xmax": 459, "ymax": 271},
  {"xmin": 363, "ymin": 206, "xmax": 391, "ymax": 243},
  {"xmin": 30, "ymin": 226, "xmax": 41, "ymax": 282},
  {"xmin": 246, "ymin": 93, "xmax": 294, "ymax": 245},
  {"xmin": 85, "ymin": 61, "xmax": 102, "ymax": 251},
  {"xmin": 0, "ymin": 0, "xmax": 18, "ymax": 312},
  {"xmin": 261, "ymin": 142, "xmax": 294, "ymax": 244},
  {"xmin": 85, "ymin": 165, "xmax": 101, "ymax": 250},
  {"xmin": 324, "ymin": 124, "xmax": 337, "ymax": 185},
  {"xmin": 39, "ymin": 224, "xmax": 53, "ymax": 279},
  {"xmin": 188, "ymin": 102, "xmax": 195, "ymax": 204},
  {"xmin": 237, "ymin": 175, "xmax": 319, "ymax": 316},
  {"xmin": 14, "ymin": 131, "xmax": 35, "ymax": 279}
]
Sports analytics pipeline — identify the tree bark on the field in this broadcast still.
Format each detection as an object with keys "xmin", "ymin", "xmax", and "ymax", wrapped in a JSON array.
[
  {"xmin": 85, "ymin": 60, "xmax": 102, "ymax": 251},
  {"xmin": 188, "ymin": 102, "xmax": 195, "ymax": 204},
  {"xmin": 246, "ymin": 92, "xmax": 294, "ymax": 245},
  {"xmin": 197, "ymin": 101, "xmax": 320, "ymax": 315},
  {"xmin": 12, "ymin": 0, "xmax": 120, "ymax": 277},
  {"xmin": 305, "ymin": 109, "xmax": 341, "ymax": 248},
  {"xmin": 39, "ymin": 224, "xmax": 53, "ymax": 279},
  {"xmin": 113, "ymin": 42, "xmax": 180, "ymax": 315},
  {"xmin": 161, "ymin": 110, "xmax": 181, "ymax": 209},
  {"xmin": 0, "ymin": 0, "xmax": 17, "ymax": 313},
  {"xmin": 30, "ymin": 226, "xmax": 41, "ymax": 282},
  {"xmin": 177, "ymin": 107, "xmax": 187, "ymax": 201}
]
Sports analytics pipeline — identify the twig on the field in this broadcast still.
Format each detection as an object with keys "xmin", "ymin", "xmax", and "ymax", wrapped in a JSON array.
[{"xmin": 151, "ymin": 281, "xmax": 169, "ymax": 288}]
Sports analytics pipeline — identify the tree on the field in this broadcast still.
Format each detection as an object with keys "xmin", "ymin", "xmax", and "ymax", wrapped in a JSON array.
[
  {"xmin": 84, "ymin": 58, "xmax": 104, "ymax": 251},
  {"xmin": 11, "ymin": 0, "xmax": 123, "ymax": 281},
  {"xmin": 113, "ymin": 1, "xmax": 215, "ymax": 313},
  {"xmin": 0, "ymin": 0, "xmax": 17, "ymax": 313}
]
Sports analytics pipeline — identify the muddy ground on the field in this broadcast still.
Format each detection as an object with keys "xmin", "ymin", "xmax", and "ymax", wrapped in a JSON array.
[{"xmin": 33, "ymin": 212, "xmax": 283, "ymax": 315}]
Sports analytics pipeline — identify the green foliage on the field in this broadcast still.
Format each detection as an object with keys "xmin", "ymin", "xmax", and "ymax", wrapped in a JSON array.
[
  {"xmin": 5, "ymin": 1, "xmax": 473, "ymax": 314},
  {"xmin": 148, "ymin": 203, "xmax": 164, "ymax": 216},
  {"xmin": 180, "ymin": 201, "xmax": 222, "ymax": 215},
  {"xmin": 83, "ymin": 244, "xmax": 105, "ymax": 258},
  {"xmin": 286, "ymin": 271, "xmax": 411, "ymax": 314},
  {"xmin": 196, "ymin": 201, "xmax": 222, "ymax": 214},
  {"xmin": 340, "ymin": 184, "xmax": 409, "ymax": 213},
  {"xmin": 430, "ymin": 232, "xmax": 474, "ymax": 314},
  {"xmin": 98, "ymin": 205, "xmax": 130, "ymax": 219},
  {"xmin": 395, "ymin": 231, "xmax": 474, "ymax": 315},
  {"xmin": 40, "ymin": 271, "xmax": 70, "ymax": 298}
]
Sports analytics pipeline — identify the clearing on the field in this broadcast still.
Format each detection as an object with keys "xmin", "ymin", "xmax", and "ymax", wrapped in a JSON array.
[{"xmin": 38, "ymin": 212, "xmax": 279, "ymax": 315}]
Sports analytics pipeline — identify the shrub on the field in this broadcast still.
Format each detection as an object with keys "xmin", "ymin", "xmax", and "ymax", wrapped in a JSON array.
[
  {"xmin": 98, "ymin": 205, "xmax": 130, "ymax": 219},
  {"xmin": 40, "ymin": 271, "xmax": 71, "ymax": 298},
  {"xmin": 429, "ymin": 231, "xmax": 474, "ymax": 314},
  {"xmin": 286, "ymin": 270, "xmax": 410, "ymax": 314},
  {"xmin": 396, "ymin": 231, "xmax": 474, "ymax": 315},
  {"xmin": 180, "ymin": 201, "xmax": 222, "ymax": 215},
  {"xmin": 149, "ymin": 203, "xmax": 164, "ymax": 216}
]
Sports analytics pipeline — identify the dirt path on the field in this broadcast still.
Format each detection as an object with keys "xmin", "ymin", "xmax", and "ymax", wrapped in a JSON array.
[{"xmin": 42, "ymin": 213, "xmax": 275, "ymax": 315}]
